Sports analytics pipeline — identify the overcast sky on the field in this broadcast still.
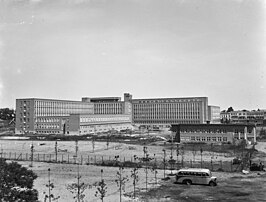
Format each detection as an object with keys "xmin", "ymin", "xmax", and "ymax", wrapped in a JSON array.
[{"xmin": 0, "ymin": 0, "xmax": 265, "ymax": 110}]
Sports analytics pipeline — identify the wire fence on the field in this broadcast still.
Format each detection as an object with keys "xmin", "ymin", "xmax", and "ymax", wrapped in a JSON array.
[{"xmin": 1, "ymin": 151, "xmax": 263, "ymax": 172}]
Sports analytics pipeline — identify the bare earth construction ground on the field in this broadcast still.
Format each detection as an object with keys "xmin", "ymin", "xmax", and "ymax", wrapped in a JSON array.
[{"xmin": 1, "ymin": 138, "xmax": 266, "ymax": 202}]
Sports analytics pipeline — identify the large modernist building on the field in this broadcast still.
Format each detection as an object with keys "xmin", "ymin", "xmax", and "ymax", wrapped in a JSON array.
[
  {"xmin": 15, "ymin": 93, "xmax": 219, "ymax": 135},
  {"xmin": 129, "ymin": 95, "xmax": 219, "ymax": 128},
  {"xmin": 15, "ymin": 96, "xmax": 132, "ymax": 135}
]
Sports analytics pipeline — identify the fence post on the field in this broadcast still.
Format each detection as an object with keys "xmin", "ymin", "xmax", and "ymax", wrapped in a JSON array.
[
  {"xmin": 231, "ymin": 160, "xmax": 233, "ymax": 172},
  {"xmin": 87, "ymin": 155, "xmax": 89, "ymax": 165},
  {"xmin": 68, "ymin": 154, "xmax": 69, "ymax": 164},
  {"xmin": 62, "ymin": 154, "xmax": 64, "ymax": 163},
  {"xmin": 94, "ymin": 155, "xmax": 96, "ymax": 164},
  {"xmin": 211, "ymin": 160, "xmax": 213, "ymax": 171},
  {"xmin": 81, "ymin": 155, "xmax": 83, "ymax": 165},
  {"xmin": 102, "ymin": 156, "xmax": 103, "ymax": 164},
  {"xmin": 37, "ymin": 153, "xmax": 39, "ymax": 162},
  {"xmin": 43, "ymin": 154, "xmax": 45, "ymax": 162},
  {"xmin": 49, "ymin": 154, "xmax": 51, "ymax": 162}
]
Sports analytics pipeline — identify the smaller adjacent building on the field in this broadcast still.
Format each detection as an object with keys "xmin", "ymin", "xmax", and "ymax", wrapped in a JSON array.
[
  {"xmin": 171, "ymin": 124, "xmax": 256, "ymax": 144},
  {"xmin": 207, "ymin": 106, "xmax": 220, "ymax": 123},
  {"xmin": 68, "ymin": 114, "xmax": 133, "ymax": 135}
]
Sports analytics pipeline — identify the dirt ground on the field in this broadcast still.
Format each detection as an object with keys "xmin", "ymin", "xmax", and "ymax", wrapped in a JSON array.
[
  {"xmin": 137, "ymin": 141, "xmax": 266, "ymax": 202},
  {"xmin": 1, "ymin": 139, "xmax": 266, "ymax": 202}
]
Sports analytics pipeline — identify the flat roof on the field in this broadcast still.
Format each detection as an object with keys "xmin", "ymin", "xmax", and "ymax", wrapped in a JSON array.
[
  {"xmin": 171, "ymin": 123, "xmax": 256, "ymax": 132},
  {"xmin": 178, "ymin": 168, "xmax": 210, "ymax": 173},
  {"xmin": 16, "ymin": 98, "xmax": 92, "ymax": 103}
]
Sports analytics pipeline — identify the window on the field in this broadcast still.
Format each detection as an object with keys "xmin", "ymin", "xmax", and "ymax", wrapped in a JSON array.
[
  {"xmin": 223, "ymin": 137, "xmax": 227, "ymax": 142},
  {"xmin": 202, "ymin": 137, "xmax": 206, "ymax": 141},
  {"xmin": 212, "ymin": 137, "xmax": 217, "ymax": 142},
  {"xmin": 207, "ymin": 137, "xmax": 211, "ymax": 141},
  {"xmin": 196, "ymin": 137, "xmax": 201, "ymax": 141},
  {"xmin": 218, "ymin": 137, "xmax": 222, "ymax": 141},
  {"xmin": 191, "ymin": 136, "xmax": 195, "ymax": 141}
]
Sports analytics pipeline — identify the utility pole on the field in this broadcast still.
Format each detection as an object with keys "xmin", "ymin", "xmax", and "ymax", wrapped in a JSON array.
[
  {"xmin": 200, "ymin": 147, "xmax": 203, "ymax": 168},
  {"xmin": 176, "ymin": 144, "xmax": 179, "ymax": 170},
  {"xmin": 162, "ymin": 149, "xmax": 166, "ymax": 179},
  {"xmin": 77, "ymin": 163, "xmax": 80, "ymax": 202},
  {"xmin": 48, "ymin": 168, "xmax": 51, "ymax": 202},
  {"xmin": 55, "ymin": 141, "xmax": 58, "ymax": 162},
  {"xmin": 30, "ymin": 142, "xmax": 34, "ymax": 167},
  {"xmin": 75, "ymin": 140, "xmax": 78, "ymax": 158}
]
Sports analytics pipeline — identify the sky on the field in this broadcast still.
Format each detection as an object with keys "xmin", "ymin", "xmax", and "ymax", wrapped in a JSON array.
[{"xmin": 0, "ymin": 0, "xmax": 265, "ymax": 111}]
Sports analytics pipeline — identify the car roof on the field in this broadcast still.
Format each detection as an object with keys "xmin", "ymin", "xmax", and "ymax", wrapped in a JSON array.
[{"xmin": 178, "ymin": 168, "xmax": 210, "ymax": 173}]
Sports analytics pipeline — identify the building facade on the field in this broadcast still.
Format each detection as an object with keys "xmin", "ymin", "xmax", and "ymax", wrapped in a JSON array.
[
  {"xmin": 220, "ymin": 110, "xmax": 266, "ymax": 125},
  {"xmin": 15, "ymin": 97, "xmax": 132, "ymax": 135},
  {"xmin": 15, "ymin": 98, "xmax": 94, "ymax": 135},
  {"xmin": 15, "ymin": 93, "xmax": 219, "ymax": 135},
  {"xmin": 171, "ymin": 124, "xmax": 256, "ymax": 144},
  {"xmin": 69, "ymin": 114, "xmax": 132, "ymax": 135},
  {"xmin": 130, "ymin": 96, "xmax": 209, "ymax": 128},
  {"xmin": 208, "ymin": 106, "xmax": 221, "ymax": 123}
]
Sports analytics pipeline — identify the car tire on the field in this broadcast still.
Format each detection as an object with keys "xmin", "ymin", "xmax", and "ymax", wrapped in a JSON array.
[
  {"xmin": 209, "ymin": 181, "xmax": 216, "ymax": 186},
  {"xmin": 183, "ymin": 180, "xmax": 192, "ymax": 185}
]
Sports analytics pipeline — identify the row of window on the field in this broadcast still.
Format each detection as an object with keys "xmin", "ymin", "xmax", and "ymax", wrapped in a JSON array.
[
  {"xmin": 133, "ymin": 115, "xmax": 200, "ymax": 120},
  {"xmin": 182, "ymin": 129, "xmax": 227, "ymax": 133},
  {"xmin": 36, "ymin": 118, "xmax": 61, "ymax": 123},
  {"xmin": 80, "ymin": 116, "xmax": 130, "ymax": 123},
  {"xmin": 36, "ymin": 124, "xmax": 60, "ymax": 129},
  {"xmin": 36, "ymin": 131, "xmax": 61, "ymax": 134},
  {"xmin": 177, "ymin": 172, "xmax": 210, "ymax": 177},
  {"xmin": 34, "ymin": 108, "xmax": 93, "ymax": 117},
  {"xmin": 133, "ymin": 98, "xmax": 205, "ymax": 104},
  {"xmin": 189, "ymin": 136, "xmax": 228, "ymax": 142},
  {"xmin": 135, "ymin": 120, "xmax": 201, "ymax": 124}
]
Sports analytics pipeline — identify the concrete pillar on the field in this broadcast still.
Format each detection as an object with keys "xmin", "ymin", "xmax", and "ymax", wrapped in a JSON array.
[
  {"xmin": 244, "ymin": 127, "xmax": 247, "ymax": 140},
  {"xmin": 253, "ymin": 127, "xmax": 256, "ymax": 143}
]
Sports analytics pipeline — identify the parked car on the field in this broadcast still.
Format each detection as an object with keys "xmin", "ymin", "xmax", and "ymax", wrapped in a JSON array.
[{"xmin": 176, "ymin": 168, "xmax": 217, "ymax": 186}]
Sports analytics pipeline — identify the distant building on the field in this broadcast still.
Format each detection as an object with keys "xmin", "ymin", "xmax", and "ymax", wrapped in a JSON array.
[
  {"xmin": 220, "ymin": 110, "xmax": 266, "ymax": 125},
  {"xmin": 207, "ymin": 106, "xmax": 221, "ymax": 123},
  {"xmin": 171, "ymin": 124, "xmax": 256, "ymax": 144}
]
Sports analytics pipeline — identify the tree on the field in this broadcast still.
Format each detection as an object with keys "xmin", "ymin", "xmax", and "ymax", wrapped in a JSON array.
[
  {"xmin": 0, "ymin": 108, "xmax": 15, "ymax": 120},
  {"xmin": 95, "ymin": 169, "xmax": 107, "ymax": 202},
  {"xmin": 130, "ymin": 155, "xmax": 139, "ymax": 199},
  {"xmin": 43, "ymin": 168, "xmax": 60, "ymax": 202},
  {"xmin": 66, "ymin": 164, "xmax": 88, "ymax": 202},
  {"xmin": 115, "ymin": 166, "xmax": 129, "ymax": 202},
  {"xmin": 227, "ymin": 107, "xmax": 234, "ymax": 113},
  {"xmin": 0, "ymin": 158, "xmax": 38, "ymax": 202}
]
